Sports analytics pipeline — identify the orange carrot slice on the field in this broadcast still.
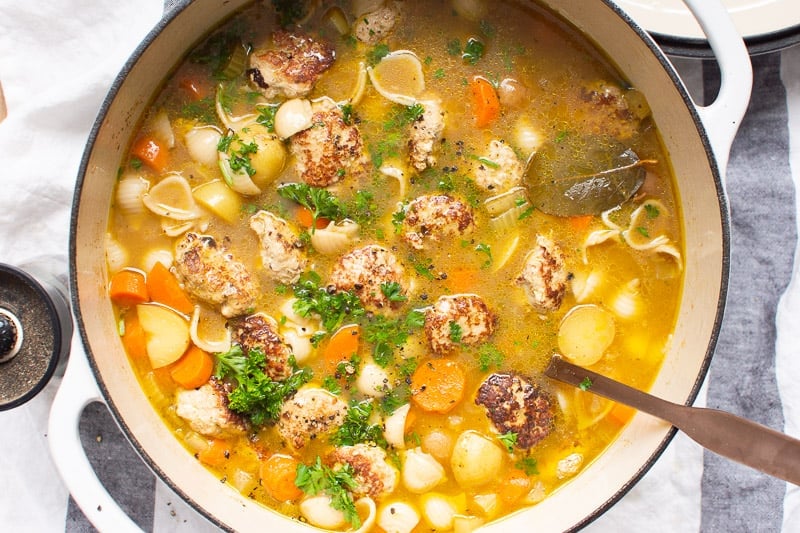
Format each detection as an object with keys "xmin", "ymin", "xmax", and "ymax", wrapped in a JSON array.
[
  {"xmin": 170, "ymin": 344, "xmax": 214, "ymax": 389},
  {"xmin": 146, "ymin": 262, "xmax": 194, "ymax": 315},
  {"xmin": 411, "ymin": 358, "xmax": 466, "ymax": 414}
]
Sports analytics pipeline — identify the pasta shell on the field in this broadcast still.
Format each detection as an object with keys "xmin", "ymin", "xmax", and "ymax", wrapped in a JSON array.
[
  {"xmin": 142, "ymin": 174, "xmax": 199, "ymax": 220},
  {"xmin": 116, "ymin": 175, "xmax": 150, "ymax": 216},
  {"xmin": 190, "ymin": 305, "xmax": 232, "ymax": 353},
  {"xmin": 368, "ymin": 51, "xmax": 425, "ymax": 106},
  {"xmin": 310, "ymin": 220, "xmax": 360, "ymax": 255}
]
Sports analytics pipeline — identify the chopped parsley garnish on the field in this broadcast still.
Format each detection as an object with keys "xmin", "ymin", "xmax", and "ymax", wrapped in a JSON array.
[
  {"xmin": 180, "ymin": 96, "xmax": 216, "ymax": 123},
  {"xmin": 218, "ymin": 131, "xmax": 258, "ymax": 176},
  {"xmin": 278, "ymin": 182, "xmax": 345, "ymax": 229},
  {"xmin": 322, "ymin": 375, "xmax": 342, "ymax": 394},
  {"xmin": 515, "ymin": 456, "xmax": 539, "ymax": 475},
  {"xmin": 381, "ymin": 282, "xmax": 408, "ymax": 303},
  {"xmin": 391, "ymin": 206, "xmax": 407, "ymax": 233},
  {"xmin": 645, "ymin": 203, "xmax": 660, "ymax": 219},
  {"xmin": 579, "ymin": 376, "xmax": 593, "ymax": 391},
  {"xmin": 366, "ymin": 43, "xmax": 391, "ymax": 66},
  {"xmin": 130, "ymin": 157, "xmax": 143, "ymax": 170},
  {"xmin": 447, "ymin": 38, "xmax": 462, "ymax": 57},
  {"xmin": 332, "ymin": 399, "xmax": 387, "ymax": 447},
  {"xmin": 498, "ymin": 431, "xmax": 518, "ymax": 453},
  {"xmin": 295, "ymin": 457, "xmax": 361, "ymax": 528},
  {"xmin": 475, "ymin": 242, "xmax": 493, "ymax": 268},
  {"xmin": 347, "ymin": 190, "xmax": 377, "ymax": 225},
  {"xmin": 462, "ymin": 38, "xmax": 486, "ymax": 65},
  {"xmin": 433, "ymin": 68, "xmax": 446, "ymax": 80},
  {"xmin": 476, "ymin": 343, "xmax": 505, "ymax": 371},
  {"xmin": 256, "ymin": 104, "xmax": 279, "ymax": 132},
  {"xmin": 340, "ymin": 103, "xmax": 354, "ymax": 125},
  {"xmin": 214, "ymin": 346, "xmax": 312, "ymax": 426},
  {"xmin": 364, "ymin": 309, "xmax": 425, "ymax": 367},
  {"xmin": 449, "ymin": 321, "xmax": 463, "ymax": 343},
  {"xmin": 473, "ymin": 155, "xmax": 500, "ymax": 169},
  {"xmin": 518, "ymin": 205, "xmax": 535, "ymax": 220},
  {"xmin": 636, "ymin": 226, "xmax": 650, "ymax": 238},
  {"xmin": 292, "ymin": 271, "xmax": 365, "ymax": 332}
]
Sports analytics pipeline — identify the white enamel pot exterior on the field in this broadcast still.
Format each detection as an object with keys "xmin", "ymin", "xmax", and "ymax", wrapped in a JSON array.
[{"xmin": 49, "ymin": 0, "xmax": 753, "ymax": 531}]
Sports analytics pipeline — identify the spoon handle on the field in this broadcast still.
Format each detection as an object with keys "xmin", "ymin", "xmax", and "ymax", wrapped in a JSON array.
[{"xmin": 545, "ymin": 355, "xmax": 800, "ymax": 485}]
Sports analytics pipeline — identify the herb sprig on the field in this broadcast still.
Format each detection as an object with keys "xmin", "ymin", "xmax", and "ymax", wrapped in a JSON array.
[{"xmin": 295, "ymin": 457, "xmax": 361, "ymax": 528}]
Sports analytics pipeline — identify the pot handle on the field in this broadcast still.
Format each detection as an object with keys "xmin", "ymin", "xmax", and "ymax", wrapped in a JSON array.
[
  {"xmin": 48, "ymin": 331, "xmax": 144, "ymax": 533},
  {"xmin": 682, "ymin": 0, "xmax": 753, "ymax": 178}
]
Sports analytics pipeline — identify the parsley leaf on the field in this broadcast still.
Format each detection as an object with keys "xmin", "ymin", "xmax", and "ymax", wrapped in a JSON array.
[
  {"xmin": 449, "ymin": 321, "xmax": 463, "ymax": 343},
  {"xmin": 218, "ymin": 130, "xmax": 258, "ymax": 177},
  {"xmin": 515, "ymin": 457, "xmax": 539, "ymax": 475},
  {"xmin": 475, "ymin": 243, "xmax": 493, "ymax": 268},
  {"xmin": 498, "ymin": 431, "xmax": 518, "ymax": 453},
  {"xmin": 278, "ymin": 182, "xmax": 345, "ymax": 229},
  {"xmin": 332, "ymin": 399, "xmax": 387, "ymax": 447},
  {"xmin": 645, "ymin": 203, "xmax": 660, "ymax": 219},
  {"xmin": 462, "ymin": 37, "xmax": 486, "ymax": 65},
  {"xmin": 381, "ymin": 282, "xmax": 408, "ymax": 303},
  {"xmin": 296, "ymin": 457, "xmax": 361, "ymax": 528},
  {"xmin": 292, "ymin": 271, "xmax": 365, "ymax": 332},
  {"xmin": 579, "ymin": 376, "xmax": 593, "ymax": 391},
  {"xmin": 476, "ymin": 343, "xmax": 505, "ymax": 372},
  {"xmin": 366, "ymin": 43, "xmax": 391, "ymax": 66},
  {"xmin": 364, "ymin": 309, "xmax": 425, "ymax": 367},
  {"xmin": 256, "ymin": 104, "xmax": 279, "ymax": 132},
  {"xmin": 214, "ymin": 346, "xmax": 311, "ymax": 426}
]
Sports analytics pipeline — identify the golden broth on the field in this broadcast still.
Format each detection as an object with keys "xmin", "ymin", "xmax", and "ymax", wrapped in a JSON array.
[{"xmin": 107, "ymin": 0, "xmax": 683, "ymax": 531}]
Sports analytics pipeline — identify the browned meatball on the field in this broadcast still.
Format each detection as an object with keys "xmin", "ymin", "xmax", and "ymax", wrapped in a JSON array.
[
  {"xmin": 516, "ymin": 235, "xmax": 568, "ymax": 313},
  {"xmin": 250, "ymin": 210, "xmax": 307, "ymax": 285},
  {"xmin": 575, "ymin": 81, "xmax": 644, "ymax": 140},
  {"xmin": 173, "ymin": 232, "xmax": 258, "ymax": 318},
  {"xmin": 248, "ymin": 31, "xmax": 335, "ymax": 100},
  {"xmin": 424, "ymin": 294, "xmax": 495, "ymax": 354},
  {"xmin": 401, "ymin": 194, "xmax": 475, "ymax": 250},
  {"xmin": 278, "ymin": 387, "xmax": 348, "ymax": 450},
  {"xmin": 231, "ymin": 313, "xmax": 293, "ymax": 381},
  {"xmin": 175, "ymin": 378, "xmax": 248, "ymax": 438},
  {"xmin": 290, "ymin": 99, "xmax": 369, "ymax": 187},
  {"xmin": 475, "ymin": 372, "xmax": 554, "ymax": 449},
  {"xmin": 329, "ymin": 245, "xmax": 408, "ymax": 311},
  {"xmin": 408, "ymin": 100, "xmax": 445, "ymax": 172},
  {"xmin": 328, "ymin": 443, "xmax": 398, "ymax": 499}
]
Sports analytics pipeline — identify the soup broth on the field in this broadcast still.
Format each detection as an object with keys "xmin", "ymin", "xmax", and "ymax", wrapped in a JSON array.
[{"xmin": 107, "ymin": 0, "xmax": 683, "ymax": 531}]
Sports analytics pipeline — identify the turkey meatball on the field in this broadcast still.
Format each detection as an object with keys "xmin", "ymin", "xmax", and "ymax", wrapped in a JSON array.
[
  {"xmin": 278, "ymin": 387, "xmax": 348, "ymax": 450},
  {"xmin": 329, "ymin": 245, "xmax": 408, "ymax": 311},
  {"xmin": 516, "ymin": 235, "xmax": 568, "ymax": 313},
  {"xmin": 401, "ymin": 194, "xmax": 474, "ymax": 250},
  {"xmin": 424, "ymin": 294, "xmax": 495, "ymax": 354}
]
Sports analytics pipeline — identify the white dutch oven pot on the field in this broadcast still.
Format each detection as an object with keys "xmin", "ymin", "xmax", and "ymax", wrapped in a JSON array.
[{"xmin": 49, "ymin": 0, "xmax": 753, "ymax": 531}]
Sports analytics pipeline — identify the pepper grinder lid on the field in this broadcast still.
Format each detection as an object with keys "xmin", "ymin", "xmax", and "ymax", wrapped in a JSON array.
[{"xmin": 0, "ymin": 262, "xmax": 72, "ymax": 410}]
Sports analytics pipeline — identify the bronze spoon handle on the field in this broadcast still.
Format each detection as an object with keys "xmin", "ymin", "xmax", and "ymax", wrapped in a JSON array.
[{"xmin": 544, "ymin": 355, "xmax": 800, "ymax": 485}]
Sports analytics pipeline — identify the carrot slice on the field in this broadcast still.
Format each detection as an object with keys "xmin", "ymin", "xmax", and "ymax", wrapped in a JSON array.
[
  {"xmin": 469, "ymin": 76, "xmax": 500, "ymax": 128},
  {"xmin": 109, "ymin": 269, "xmax": 149, "ymax": 307},
  {"xmin": 146, "ymin": 262, "xmax": 194, "ymax": 315},
  {"xmin": 569, "ymin": 214, "xmax": 594, "ymax": 231},
  {"xmin": 198, "ymin": 438, "xmax": 232, "ymax": 467},
  {"xmin": 323, "ymin": 324, "xmax": 361, "ymax": 374},
  {"xmin": 131, "ymin": 135, "xmax": 169, "ymax": 172},
  {"xmin": 445, "ymin": 268, "xmax": 479, "ymax": 294},
  {"xmin": 498, "ymin": 468, "xmax": 533, "ymax": 506},
  {"xmin": 170, "ymin": 344, "xmax": 214, "ymax": 389},
  {"xmin": 121, "ymin": 311, "xmax": 148, "ymax": 362},
  {"xmin": 260, "ymin": 454, "xmax": 303, "ymax": 502},
  {"xmin": 296, "ymin": 206, "xmax": 330, "ymax": 229},
  {"xmin": 411, "ymin": 358, "xmax": 466, "ymax": 414}
]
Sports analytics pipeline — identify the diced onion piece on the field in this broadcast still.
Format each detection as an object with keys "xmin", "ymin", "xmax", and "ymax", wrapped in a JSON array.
[
  {"xmin": 450, "ymin": 430, "xmax": 504, "ymax": 488},
  {"xmin": 384, "ymin": 403, "xmax": 411, "ymax": 449},
  {"xmin": 323, "ymin": 5, "xmax": 350, "ymax": 35},
  {"xmin": 151, "ymin": 109, "xmax": 175, "ymax": 149},
  {"xmin": 368, "ymin": 51, "xmax": 425, "ymax": 106},
  {"xmin": 142, "ymin": 174, "xmax": 199, "ymax": 220},
  {"xmin": 454, "ymin": 515, "xmax": 485, "ymax": 533},
  {"xmin": 190, "ymin": 305, "xmax": 232, "ymax": 353},
  {"xmin": 356, "ymin": 362, "xmax": 391, "ymax": 397},
  {"xmin": 571, "ymin": 269, "xmax": 602, "ymax": 303},
  {"xmin": 484, "ymin": 186, "xmax": 528, "ymax": 217},
  {"xmin": 556, "ymin": 452, "xmax": 584, "ymax": 479},
  {"xmin": 142, "ymin": 249, "xmax": 173, "ymax": 274},
  {"xmin": 513, "ymin": 117, "xmax": 542, "ymax": 160},
  {"xmin": 575, "ymin": 388, "xmax": 615, "ymax": 430},
  {"xmin": 522, "ymin": 481, "xmax": 547, "ymax": 505},
  {"xmin": 471, "ymin": 493, "xmax": 498, "ymax": 518},
  {"xmin": 402, "ymin": 448, "xmax": 447, "ymax": 493},
  {"xmin": 377, "ymin": 501, "xmax": 420, "ymax": 533},
  {"xmin": 185, "ymin": 126, "xmax": 223, "ymax": 167},
  {"xmin": 116, "ymin": 175, "xmax": 150, "ymax": 216},
  {"xmin": 136, "ymin": 304, "xmax": 191, "ymax": 368},
  {"xmin": 420, "ymin": 493, "xmax": 466, "ymax": 531},
  {"xmin": 105, "ymin": 235, "xmax": 128, "ymax": 274},
  {"xmin": 422, "ymin": 429, "xmax": 453, "ymax": 461},
  {"xmin": 352, "ymin": 0, "xmax": 385, "ymax": 17},
  {"xmin": 558, "ymin": 304, "xmax": 615, "ymax": 366},
  {"xmin": 274, "ymin": 98, "xmax": 314, "ymax": 139},
  {"xmin": 582, "ymin": 229, "xmax": 621, "ymax": 264},
  {"xmin": 311, "ymin": 219, "xmax": 361, "ymax": 255},
  {"xmin": 299, "ymin": 495, "xmax": 346, "ymax": 529},
  {"xmin": 218, "ymin": 152, "xmax": 262, "ymax": 196},
  {"xmin": 491, "ymin": 233, "xmax": 519, "ymax": 272},
  {"xmin": 451, "ymin": 0, "xmax": 488, "ymax": 21},
  {"xmin": 349, "ymin": 62, "xmax": 368, "ymax": 106},
  {"xmin": 193, "ymin": 179, "xmax": 242, "ymax": 224},
  {"xmin": 182, "ymin": 430, "xmax": 208, "ymax": 453},
  {"xmin": 610, "ymin": 278, "xmax": 642, "ymax": 320},
  {"xmin": 230, "ymin": 469, "xmax": 257, "ymax": 493}
]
